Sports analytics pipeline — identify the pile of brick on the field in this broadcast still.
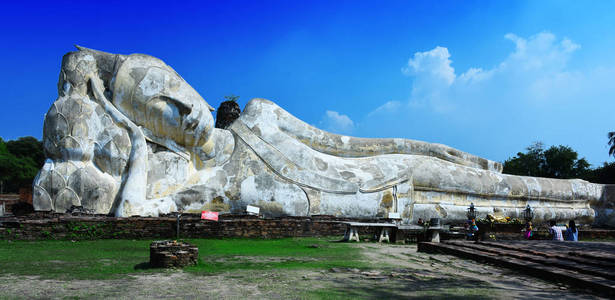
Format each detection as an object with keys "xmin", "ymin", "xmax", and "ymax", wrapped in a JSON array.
[{"xmin": 149, "ymin": 240, "xmax": 198, "ymax": 268}]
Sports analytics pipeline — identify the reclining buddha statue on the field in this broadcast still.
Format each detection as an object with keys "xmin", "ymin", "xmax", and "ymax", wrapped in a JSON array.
[{"xmin": 33, "ymin": 46, "xmax": 609, "ymax": 224}]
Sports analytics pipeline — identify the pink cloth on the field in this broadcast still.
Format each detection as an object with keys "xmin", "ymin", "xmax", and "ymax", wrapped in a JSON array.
[{"xmin": 201, "ymin": 211, "xmax": 219, "ymax": 221}]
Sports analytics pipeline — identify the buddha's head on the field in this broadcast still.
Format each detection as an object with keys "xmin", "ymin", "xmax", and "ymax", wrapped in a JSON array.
[
  {"xmin": 112, "ymin": 53, "xmax": 215, "ymax": 150},
  {"xmin": 61, "ymin": 46, "xmax": 216, "ymax": 152}
]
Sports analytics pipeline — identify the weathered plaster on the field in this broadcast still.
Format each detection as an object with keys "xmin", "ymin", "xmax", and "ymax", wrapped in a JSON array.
[{"xmin": 33, "ymin": 47, "xmax": 612, "ymax": 225}]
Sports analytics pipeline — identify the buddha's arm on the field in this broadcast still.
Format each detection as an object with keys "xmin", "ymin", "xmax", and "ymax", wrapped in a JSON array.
[
  {"xmin": 89, "ymin": 77, "xmax": 148, "ymax": 217},
  {"xmin": 240, "ymin": 98, "xmax": 502, "ymax": 172}
]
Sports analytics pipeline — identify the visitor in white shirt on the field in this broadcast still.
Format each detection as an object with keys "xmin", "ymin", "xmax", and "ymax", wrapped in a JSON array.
[{"xmin": 549, "ymin": 220, "xmax": 564, "ymax": 241}]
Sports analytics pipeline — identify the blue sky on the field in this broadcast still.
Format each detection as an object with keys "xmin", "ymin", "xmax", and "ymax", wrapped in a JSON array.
[{"xmin": 1, "ymin": 0, "xmax": 614, "ymax": 166}]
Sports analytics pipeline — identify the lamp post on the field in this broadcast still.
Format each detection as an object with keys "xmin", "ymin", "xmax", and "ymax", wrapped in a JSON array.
[
  {"xmin": 467, "ymin": 203, "xmax": 477, "ymax": 220},
  {"xmin": 466, "ymin": 203, "xmax": 479, "ymax": 241},
  {"xmin": 176, "ymin": 212, "xmax": 182, "ymax": 240},
  {"xmin": 523, "ymin": 204, "xmax": 534, "ymax": 223},
  {"xmin": 522, "ymin": 204, "xmax": 534, "ymax": 240}
]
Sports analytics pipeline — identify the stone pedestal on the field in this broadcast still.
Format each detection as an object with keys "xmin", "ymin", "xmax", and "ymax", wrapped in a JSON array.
[
  {"xmin": 427, "ymin": 218, "xmax": 441, "ymax": 242},
  {"xmin": 150, "ymin": 240, "xmax": 198, "ymax": 268}
]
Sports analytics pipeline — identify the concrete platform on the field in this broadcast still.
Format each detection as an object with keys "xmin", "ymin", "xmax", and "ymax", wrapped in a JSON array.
[{"xmin": 418, "ymin": 240, "xmax": 615, "ymax": 297}]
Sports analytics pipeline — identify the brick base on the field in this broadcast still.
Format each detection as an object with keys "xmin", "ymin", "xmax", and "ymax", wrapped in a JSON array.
[{"xmin": 0, "ymin": 213, "xmax": 375, "ymax": 240}]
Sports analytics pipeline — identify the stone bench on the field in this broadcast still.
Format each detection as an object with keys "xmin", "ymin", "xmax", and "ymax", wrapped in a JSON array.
[
  {"xmin": 341, "ymin": 221, "xmax": 445, "ymax": 243},
  {"xmin": 341, "ymin": 222, "xmax": 398, "ymax": 243}
]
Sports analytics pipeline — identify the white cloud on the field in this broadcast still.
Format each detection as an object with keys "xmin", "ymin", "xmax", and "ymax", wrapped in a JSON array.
[
  {"xmin": 360, "ymin": 31, "xmax": 615, "ymax": 165},
  {"xmin": 502, "ymin": 32, "xmax": 579, "ymax": 72},
  {"xmin": 379, "ymin": 31, "xmax": 587, "ymax": 114},
  {"xmin": 458, "ymin": 67, "xmax": 493, "ymax": 84},
  {"xmin": 368, "ymin": 100, "xmax": 402, "ymax": 117},
  {"xmin": 402, "ymin": 46, "xmax": 455, "ymax": 85},
  {"xmin": 320, "ymin": 110, "xmax": 355, "ymax": 134}
]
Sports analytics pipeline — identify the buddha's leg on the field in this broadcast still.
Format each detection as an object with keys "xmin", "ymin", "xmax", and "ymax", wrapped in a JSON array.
[
  {"xmin": 240, "ymin": 98, "xmax": 502, "ymax": 172},
  {"xmin": 405, "ymin": 156, "xmax": 598, "ymax": 223}
]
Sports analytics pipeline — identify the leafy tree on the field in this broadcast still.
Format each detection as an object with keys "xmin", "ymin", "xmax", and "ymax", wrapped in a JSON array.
[
  {"xmin": 223, "ymin": 94, "xmax": 239, "ymax": 102},
  {"xmin": 584, "ymin": 162, "xmax": 615, "ymax": 184},
  {"xmin": 502, "ymin": 142, "xmax": 546, "ymax": 177},
  {"xmin": 543, "ymin": 145, "xmax": 590, "ymax": 179},
  {"xmin": 0, "ymin": 137, "xmax": 43, "ymax": 193},
  {"xmin": 215, "ymin": 95, "xmax": 241, "ymax": 129},
  {"xmin": 6, "ymin": 136, "xmax": 45, "ymax": 168},
  {"xmin": 503, "ymin": 142, "xmax": 590, "ymax": 179}
]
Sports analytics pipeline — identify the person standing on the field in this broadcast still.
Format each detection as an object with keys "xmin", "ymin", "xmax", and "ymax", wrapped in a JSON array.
[
  {"xmin": 549, "ymin": 220, "xmax": 564, "ymax": 241},
  {"xmin": 565, "ymin": 220, "xmax": 578, "ymax": 241},
  {"xmin": 524, "ymin": 221, "xmax": 533, "ymax": 240}
]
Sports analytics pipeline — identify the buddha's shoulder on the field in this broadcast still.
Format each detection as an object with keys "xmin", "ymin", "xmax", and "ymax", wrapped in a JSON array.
[
  {"xmin": 240, "ymin": 98, "xmax": 297, "ymax": 126},
  {"xmin": 243, "ymin": 98, "xmax": 278, "ymax": 113}
]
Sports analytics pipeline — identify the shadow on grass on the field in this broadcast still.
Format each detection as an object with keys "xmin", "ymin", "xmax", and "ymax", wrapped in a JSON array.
[{"xmin": 133, "ymin": 262, "xmax": 153, "ymax": 270}]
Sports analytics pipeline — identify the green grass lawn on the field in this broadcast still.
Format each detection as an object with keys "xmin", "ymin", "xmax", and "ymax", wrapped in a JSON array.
[{"xmin": 0, "ymin": 237, "xmax": 366, "ymax": 280}]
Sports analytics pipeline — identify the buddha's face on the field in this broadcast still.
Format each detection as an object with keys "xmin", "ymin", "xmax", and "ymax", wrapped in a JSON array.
[{"xmin": 111, "ymin": 54, "xmax": 215, "ymax": 150}]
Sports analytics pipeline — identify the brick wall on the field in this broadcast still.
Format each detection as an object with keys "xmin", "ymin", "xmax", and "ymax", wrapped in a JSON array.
[
  {"xmin": 18, "ymin": 188, "xmax": 32, "ymax": 204},
  {"xmin": 0, "ymin": 194, "xmax": 20, "ymax": 216},
  {"xmin": 0, "ymin": 213, "xmax": 386, "ymax": 241},
  {"xmin": 2, "ymin": 213, "xmax": 613, "ymax": 241}
]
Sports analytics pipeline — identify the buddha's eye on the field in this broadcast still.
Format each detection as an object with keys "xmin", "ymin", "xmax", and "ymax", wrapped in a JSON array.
[{"xmin": 159, "ymin": 96, "xmax": 192, "ymax": 116}]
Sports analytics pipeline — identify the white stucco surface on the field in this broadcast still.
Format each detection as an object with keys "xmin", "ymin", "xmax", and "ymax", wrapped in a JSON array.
[{"xmin": 32, "ymin": 47, "xmax": 614, "ymax": 226}]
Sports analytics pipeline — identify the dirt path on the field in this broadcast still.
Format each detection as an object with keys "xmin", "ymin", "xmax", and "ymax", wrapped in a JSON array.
[
  {"xmin": 0, "ymin": 243, "xmax": 605, "ymax": 299},
  {"xmin": 356, "ymin": 243, "xmax": 601, "ymax": 299}
]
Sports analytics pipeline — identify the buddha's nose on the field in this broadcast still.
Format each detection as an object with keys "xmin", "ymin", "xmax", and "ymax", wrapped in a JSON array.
[{"xmin": 184, "ymin": 114, "xmax": 199, "ymax": 131}]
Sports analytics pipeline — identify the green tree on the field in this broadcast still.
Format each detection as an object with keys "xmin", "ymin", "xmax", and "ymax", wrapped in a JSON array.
[
  {"xmin": 543, "ymin": 145, "xmax": 590, "ymax": 179},
  {"xmin": 6, "ymin": 136, "xmax": 45, "ymax": 168},
  {"xmin": 584, "ymin": 162, "xmax": 615, "ymax": 184},
  {"xmin": 215, "ymin": 95, "xmax": 241, "ymax": 129},
  {"xmin": 503, "ymin": 142, "xmax": 590, "ymax": 179},
  {"xmin": 0, "ymin": 137, "xmax": 42, "ymax": 193},
  {"xmin": 223, "ymin": 94, "xmax": 239, "ymax": 102},
  {"xmin": 502, "ymin": 142, "xmax": 546, "ymax": 177}
]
